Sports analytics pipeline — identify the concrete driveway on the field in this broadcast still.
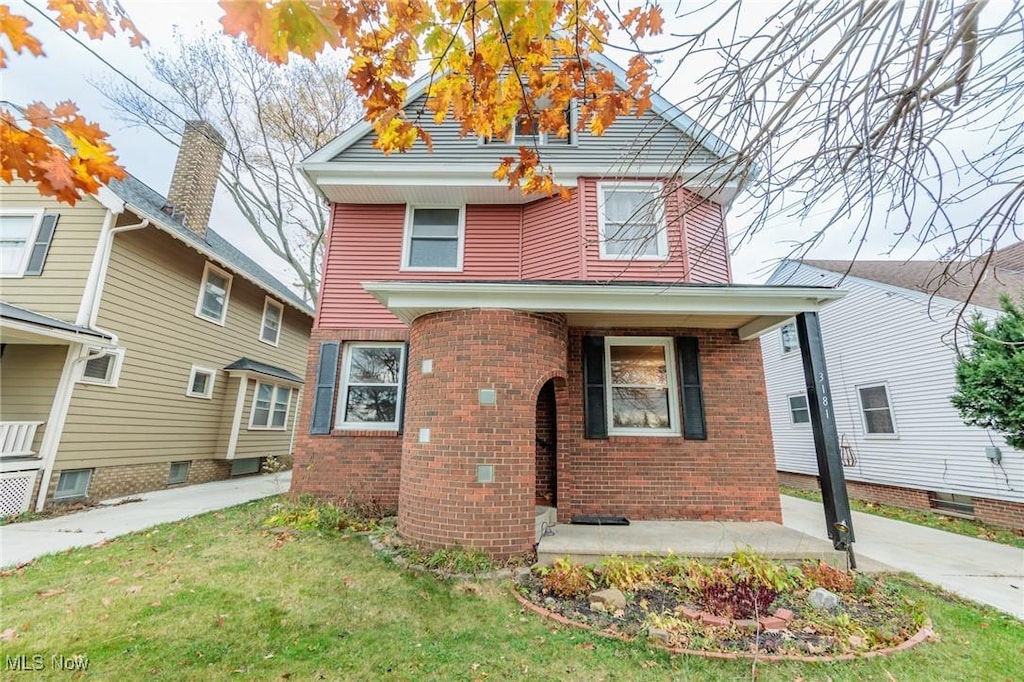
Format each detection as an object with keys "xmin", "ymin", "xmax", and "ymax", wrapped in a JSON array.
[
  {"xmin": 782, "ymin": 495, "xmax": 1024, "ymax": 619},
  {"xmin": 1, "ymin": 472, "xmax": 290, "ymax": 568}
]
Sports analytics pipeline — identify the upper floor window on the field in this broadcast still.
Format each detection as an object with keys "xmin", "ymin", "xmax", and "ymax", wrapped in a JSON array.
[
  {"xmin": 597, "ymin": 182, "xmax": 668, "ymax": 260},
  {"xmin": 0, "ymin": 210, "xmax": 48, "ymax": 277},
  {"xmin": 196, "ymin": 262, "xmax": 233, "ymax": 325},
  {"xmin": 402, "ymin": 207, "xmax": 464, "ymax": 271},
  {"xmin": 336, "ymin": 342, "xmax": 406, "ymax": 431},
  {"xmin": 260, "ymin": 297, "xmax": 284, "ymax": 346},
  {"xmin": 858, "ymin": 383, "xmax": 898, "ymax": 437},
  {"xmin": 780, "ymin": 321, "xmax": 799, "ymax": 354},
  {"xmin": 481, "ymin": 106, "xmax": 575, "ymax": 146}
]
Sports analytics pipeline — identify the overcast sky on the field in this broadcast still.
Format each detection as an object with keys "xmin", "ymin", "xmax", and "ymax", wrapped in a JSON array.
[{"xmin": 4, "ymin": 0, "xmax": 989, "ymax": 291}]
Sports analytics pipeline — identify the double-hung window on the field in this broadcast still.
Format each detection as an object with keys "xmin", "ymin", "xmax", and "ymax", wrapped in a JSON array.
[
  {"xmin": 250, "ymin": 382, "xmax": 292, "ymax": 430},
  {"xmin": 260, "ymin": 297, "xmax": 283, "ymax": 346},
  {"xmin": 858, "ymin": 383, "xmax": 897, "ymax": 437},
  {"xmin": 336, "ymin": 343, "xmax": 406, "ymax": 431},
  {"xmin": 605, "ymin": 337, "xmax": 680, "ymax": 436},
  {"xmin": 788, "ymin": 394, "xmax": 810, "ymax": 424},
  {"xmin": 597, "ymin": 182, "xmax": 668, "ymax": 259},
  {"xmin": 196, "ymin": 262, "xmax": 233, "ymax": 324},
  {"xmin": 403, "ymin": 207, "xmax": 464, "ymax": 270},
  {"xmin": 0, "ymin": 210, "xmax": 45, "ymax": 277}
]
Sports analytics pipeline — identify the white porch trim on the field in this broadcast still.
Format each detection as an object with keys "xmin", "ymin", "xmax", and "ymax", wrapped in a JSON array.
[
  {"xmin": 225, "ymin": 375, "xmax": 249, "ymax": 461},
  {"xmin": 34, "ymin": 344, "xmax": 86, "ymax": 511},
  {"xmin": 362, "ymin": 281, "xmax": 846, "ymax": 340}
]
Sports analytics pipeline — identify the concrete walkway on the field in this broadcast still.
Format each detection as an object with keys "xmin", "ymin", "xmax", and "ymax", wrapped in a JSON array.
[
  {"xmin": 782, "ymin": 495, "xmax": 1024, "ymax": 619},
  {"xmin": 0, "ymin": 472, "xmax": 290, "ymax": 568}
]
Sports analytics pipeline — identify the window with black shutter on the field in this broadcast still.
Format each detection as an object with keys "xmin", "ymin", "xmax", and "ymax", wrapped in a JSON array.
[
  {"xmin": 675, "ymin": 337, "xmax": 707, "ymax": 440},
  {"xmin": 309, "ymin": 341, "xmax": 339, "ymax": 434}
]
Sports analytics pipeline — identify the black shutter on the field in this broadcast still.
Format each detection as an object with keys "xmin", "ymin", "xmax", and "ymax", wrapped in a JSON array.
[
  {"xmin": 25, "ymin": 214, "xmax": 58, "ymax": 275},
  {"xmin": 676, "ymin": 337, "xmax": 707, "ymax": 440},
  {"xmin": 582, "ymin": 336, "xmax": 607, "ymax": 439},
  {"xmin": 310, "ymin": 341, "xmax": 340, "ymax": 434},
  {"xmin": 396, "ymin": 341, "xmax": 410, "ymax": 435}
]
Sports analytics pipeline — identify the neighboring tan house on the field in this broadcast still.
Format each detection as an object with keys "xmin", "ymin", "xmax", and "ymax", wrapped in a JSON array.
[
  {"xmin": 292, "ymin": 53, "xmax": 848, "ymax": 559},
  {"xmin": 762, "ymin": 245, "xmax": 1024, "ymax": 530},
  {"xmin": 0, "ymin": 122, "xmax": 314, "ymax": 516}
]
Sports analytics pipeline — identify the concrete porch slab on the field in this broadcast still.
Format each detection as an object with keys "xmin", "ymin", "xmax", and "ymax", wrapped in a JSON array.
[{"xmin": 537, "ymin": 520, "xmax": 891, "ymax": 572}]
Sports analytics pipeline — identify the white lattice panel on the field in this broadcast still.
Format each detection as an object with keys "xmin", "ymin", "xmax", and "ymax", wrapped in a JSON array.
[{"xmin": 0, "ymin": 471, "xmax": 36, "ymax": 516}]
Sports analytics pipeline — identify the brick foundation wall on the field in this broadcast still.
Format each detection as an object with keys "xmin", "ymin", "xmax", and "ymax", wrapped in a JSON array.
[
  {"xmin": 45, "ymin": 459, "xmax": 232, "ymax": 507},
  {"xmin": 778, "ymin": 471, "xmax": 1024, "ymax": 531},
  {"xmin": 535, "ymin": 379, "xmax": 557, "ymax": 505},
  {"xmin": 558, "ymin": 327, "xmax": 782, "ymax": 524},
  {"xmin": 399, "ymin": 310, "xmax": 569, "ymax": 558},
  {"xmin": 290, "ymin": 327, "xmax": 408, "ymax": 511}
]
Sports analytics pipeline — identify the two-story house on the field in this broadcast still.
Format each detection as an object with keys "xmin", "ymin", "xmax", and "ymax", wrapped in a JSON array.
[
  {"xmin": 293, "ymin": 54, "xmax": 846, "ymax": 559},
  {"xmin": 0, "ymin": 122, "xmax": 314, "ymax": 516},
  {"xmin": 762, "ymin": 249, "xmax": 1024, "ymax": 530}
]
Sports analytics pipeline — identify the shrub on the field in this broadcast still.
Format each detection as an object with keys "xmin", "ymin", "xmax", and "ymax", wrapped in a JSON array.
[
  {"xmin": 599, "ymin": 556, "xmax": 654, "ymax": 591},
  {"xmin": 803, "ymin": 561, "xmax": 855, "ymax": 593},
  {"xmin": 699, "ymin": 567, "xmax": 779, "ymax": 619},
  {"xmin": 722, "ymin": 548, "xmax": 806, "ymax": 592},
  {"xmin": 540, "ymin": 558, "xmax": 595, "ymax": 599},
  {"xmin": 263, "ymin": 498, "xmax": 381, "ymax": 533},
  {"xmin": 423, "ymin": 547, "xmax": 495, "ymax": 574}
]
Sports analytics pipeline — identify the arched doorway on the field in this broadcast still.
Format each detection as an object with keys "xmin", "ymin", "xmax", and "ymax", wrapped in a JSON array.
[{"xmin": 535, "ymin": 378, "xmax": 557, "ymax": 508}]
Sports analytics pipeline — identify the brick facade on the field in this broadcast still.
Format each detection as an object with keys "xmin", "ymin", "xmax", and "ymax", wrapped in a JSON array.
[
  {"xmin": 778, "ymin": 471, "xmax": 1024, "ymax": 531},
  {"xmin": 558, "ymin": 327, "xmax": 781, "ymax": 524},
  {"xmin": 290, "ymin": 327, "xmax": 409, "ymax": 511},
  {"xmin": 295, "ymin": 316, "xmax": 783, "ymax": 558},
  {"xmin": 399, "ymin": 310, "xmax": 569, "ymax": 558},
  {"xmin": 45, "ymin": 458, "xmax": 234, "ymax": 507}
]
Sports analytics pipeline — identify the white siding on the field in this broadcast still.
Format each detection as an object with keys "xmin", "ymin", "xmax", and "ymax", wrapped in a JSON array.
[{"xmin": 762, "ymin": 261, "xmax": 1024, "ymax": 505}]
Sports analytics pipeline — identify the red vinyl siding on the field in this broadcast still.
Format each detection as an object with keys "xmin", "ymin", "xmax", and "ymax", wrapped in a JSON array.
[
  {"xmin": 316, "ymin": 182, "xmax": 733, "ymax": 329},
  {"xmin": 522, "ymin": 190, "xmax": 581, "ymax": 280},
  {"xmin": 682, "ymin": 192, "xmax": 732, "ymax": 283}
]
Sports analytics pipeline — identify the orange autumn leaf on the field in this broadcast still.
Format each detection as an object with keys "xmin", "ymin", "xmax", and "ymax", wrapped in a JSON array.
[{"xmin": 0, "ymin": 5, "xmax": 45, "ymax": 68}]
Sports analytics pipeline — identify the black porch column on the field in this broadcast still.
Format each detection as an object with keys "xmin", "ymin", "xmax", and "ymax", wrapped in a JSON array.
[{"xmin": 795, "ymin": 312, "xmax": 855, "ymax": 552}]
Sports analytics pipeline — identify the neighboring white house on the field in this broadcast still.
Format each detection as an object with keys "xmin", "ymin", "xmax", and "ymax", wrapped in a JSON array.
[{"xmin": 762, "ymin": 243, "xmax": 1024, "ymax": 530}]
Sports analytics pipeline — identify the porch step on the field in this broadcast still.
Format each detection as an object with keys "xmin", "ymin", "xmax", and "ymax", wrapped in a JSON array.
[
  {"xmin": 537, "ymin": 520, "xmax": 884, "ymax": 571},
  {"xmin": 535, "ymin": 506, "xmax": 557, "ymax": 543}
]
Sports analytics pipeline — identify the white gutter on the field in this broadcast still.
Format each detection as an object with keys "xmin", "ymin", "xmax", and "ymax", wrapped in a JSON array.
[{"xmin": 37, "ymin": 214, "xmax": 148, "ymax": 511}]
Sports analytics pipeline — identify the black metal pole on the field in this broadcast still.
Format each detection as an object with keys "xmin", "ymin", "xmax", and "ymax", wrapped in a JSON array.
[{"xmin": 795, "ymin": 312, "xmax": 855, "ymax": 557}]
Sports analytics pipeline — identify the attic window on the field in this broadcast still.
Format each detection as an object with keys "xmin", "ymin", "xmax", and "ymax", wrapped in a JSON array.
[{"xmin": 481, "ymin": 105, "xmax": 575, "ymax": 146}]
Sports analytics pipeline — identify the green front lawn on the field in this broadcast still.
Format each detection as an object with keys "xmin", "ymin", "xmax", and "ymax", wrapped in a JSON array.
[
  {"xmin": 781, "ymin": 485, "xmax": 1024, "ymax": 549},
  {"xmin": 1, "ymin": 498, "xmax": 1021, "ymax": 680}
]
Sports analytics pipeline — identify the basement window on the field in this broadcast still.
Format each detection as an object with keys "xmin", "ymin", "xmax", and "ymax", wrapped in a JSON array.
[
  {"xmin": 929, "ymin": 492, "xmax": 975, "ymax": 518},
  {"xmin": 54, "ymin": 469, "xmax": 92, "ymax": 501},
  {"xmin": 168, "ymin": 461, "xmax": 190, "ymax": 485}
]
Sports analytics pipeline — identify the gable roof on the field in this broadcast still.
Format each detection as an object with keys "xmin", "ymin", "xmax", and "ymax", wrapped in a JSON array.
[
  {"xmin": 989, "ymin": 240, "xmax": 1024, "ymax": 272},
  {"xmin": 304, "ymin": 52, "xmax": 737, "ymax": 166},
  {"xmin": 40, "ymin": 124, "xmax": 313, "ymax": 317},
  {"xmin": 104, "ymin": 174, "xmax": 313, "ymax": 316},
  {"xmin": 801, "ymin": 257, "xmax": 1024, "ymax": 310},
  {"xmin": 223, "ymin": 357, "xmax": 304, "ymax": 384}
]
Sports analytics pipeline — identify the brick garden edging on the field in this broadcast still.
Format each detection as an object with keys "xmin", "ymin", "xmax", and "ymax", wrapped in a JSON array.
[{"xmin": 513, "ymin": 591, "xmax": 936, "ymax": 662}]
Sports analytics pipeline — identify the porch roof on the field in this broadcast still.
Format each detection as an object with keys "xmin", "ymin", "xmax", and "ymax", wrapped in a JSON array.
[
  {"xmin": 362, "ymin": 281, "xmax": 846, "ymax": 340},
  {"xmin": 223, "ymin": 357, "xmax": 304, "ymax": 385},
  {"xmin": 0, "ymin": 302, "xmax": 115, "ymax": 346}
]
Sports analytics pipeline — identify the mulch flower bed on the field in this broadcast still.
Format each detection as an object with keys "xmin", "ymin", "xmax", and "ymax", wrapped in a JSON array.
[{"xmin": 515, "ymin": 552, "xmax": 933, "ymax": 659}]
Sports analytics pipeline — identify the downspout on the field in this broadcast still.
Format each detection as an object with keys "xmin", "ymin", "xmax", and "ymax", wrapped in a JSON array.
[{"xmin": 35, "ymin": 215, "xmax": 149, "ymax": 511}]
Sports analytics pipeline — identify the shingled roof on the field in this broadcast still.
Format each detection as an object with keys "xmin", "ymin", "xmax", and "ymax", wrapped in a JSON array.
[{"xmin": 804, "ymin": 245, "xmax": 1024, "ymax": 310}]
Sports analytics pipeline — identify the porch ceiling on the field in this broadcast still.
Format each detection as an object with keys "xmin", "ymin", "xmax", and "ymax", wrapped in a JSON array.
[{"xmin": 362, "ymin": 281, "xmax": 846, "ymax": 340}]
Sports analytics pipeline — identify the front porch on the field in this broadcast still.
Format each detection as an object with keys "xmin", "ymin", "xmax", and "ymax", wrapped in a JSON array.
[{"xmin": 536, "ymin": 519, "xmax": 888, "ymax": 571}]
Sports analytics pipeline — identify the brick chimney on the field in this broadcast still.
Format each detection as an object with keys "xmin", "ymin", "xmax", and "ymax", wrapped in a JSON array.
[{"xmin": 166, "ymin": 120, "xmax": 225, "ymax": 239}]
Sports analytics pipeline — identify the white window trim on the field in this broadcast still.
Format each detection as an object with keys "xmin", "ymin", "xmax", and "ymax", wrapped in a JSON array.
[
  {"xmin": 604, "ymin": 336, "xmax": 680, "ymax": 437},
  {"xmin": 77, "ymin": 347, "xmax": 126, "ymax": 387},
  {"xmin": 335, "ymin": 342, "xmax": 407, "ymax": 432},
  {"xmin": 195, "ymin": 261, "xmax": 234, "ymax": 326},
  {"xmin": 780, "ymin": 321, "xmax": 800, "ymax": 355},
  {"xmin": 476, "ymin": 103, "xmax": 578, "ymax": 146},
  {"xmin": 248, "ymin": 382, "xmax": 293, "ymax": 431},
  {"xmin": 856, "ymin": 382, "xmax": 900, "ymax": 439},
  {"xmin": 185, "ymin": 364, "xmax": 217, "ymax": 399},
  {"xmin": 596, "ymin": 182, "xmax": 669, "ymax": 261},
  {"xmin": 260, "ymin": 297, "xmax": 284, "ymax": 347},
  {"xmin": 400, "ymin": 205, "xmax": 465, "ymax": 272},
  {"xmin": 787, "ymin": 393, "xmax": 810, "ymax": 426},
  {"xmin": 0, "ymin": 208, "xmax": 45, "ymax": 278}
]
